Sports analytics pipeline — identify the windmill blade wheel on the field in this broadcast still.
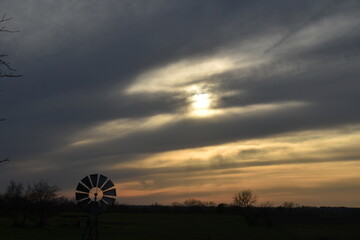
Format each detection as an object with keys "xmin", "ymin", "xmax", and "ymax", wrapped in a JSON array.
[{"xmin": 75, "ymin": 174, "xmax": 117, "ymax": 214}]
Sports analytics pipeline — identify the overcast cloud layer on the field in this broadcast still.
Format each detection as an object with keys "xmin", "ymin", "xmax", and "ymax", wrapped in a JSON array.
[{"xmin": 1, "ymin": 0, "xmax": 360, "ymax": 206}]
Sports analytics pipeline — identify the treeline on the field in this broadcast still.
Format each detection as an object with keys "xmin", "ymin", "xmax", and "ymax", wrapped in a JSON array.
[
  {"xmin": 112, "ymin": 202, "xmax": 360, "ymax": 227},
  {"xmin": 0, "ymin": 180, "xmax": 75, "ymax": 227},
  {"xmin": 1, "ymin": 181, "xmax": 360, "ymax": 228}
]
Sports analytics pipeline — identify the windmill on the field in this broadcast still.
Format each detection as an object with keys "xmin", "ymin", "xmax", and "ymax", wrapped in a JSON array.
[{"xmin": 75, "ymin": 174, "xmax": 117, "ymax": 240}]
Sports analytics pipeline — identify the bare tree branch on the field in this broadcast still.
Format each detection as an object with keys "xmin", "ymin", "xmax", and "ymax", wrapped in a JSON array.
[
  {"xmin": 0, "ymin": 26, "xmax": 19, "ymax": 33},
  {"xmin": 0, "ymin": 13, "xmax": 22, "ymax": 78},
  {"xmin": 0, "ymin": 13, "xmax": 12, "ymax": 23},
  {"xmin": 0, "ymin": 13, "xmax": 18, "ymax": 33},
  {"xmin": 1, "ymin": 13, "xmax": 21, "ymax": 164}
]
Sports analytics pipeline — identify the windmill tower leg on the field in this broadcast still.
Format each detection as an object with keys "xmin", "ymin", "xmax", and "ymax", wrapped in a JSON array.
[{"xmin": 83, "ymin": 213, "xmax": 99, "ymax": 240}]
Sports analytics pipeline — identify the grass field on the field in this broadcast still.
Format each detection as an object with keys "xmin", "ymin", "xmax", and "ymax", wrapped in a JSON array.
[{"xmin": 1, "ymin": 212, "xmax": 359, "ymax": 240}]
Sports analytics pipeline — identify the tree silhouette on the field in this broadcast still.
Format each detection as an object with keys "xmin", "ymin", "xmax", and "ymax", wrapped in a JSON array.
[
  {"xmin": 1, "ymin": 13, "xmax": 21, "ymax": 163},
  {"xmin": 0, "ymin": 13, "xmax": 21, "ymax": 78},
  {"xmin": 26, "ymin": 179, "xmax": 60, "ymax": 227},
  {"xmin": 233, "ymin": 189, "xmax": 257, "ymax": 207},
  {"xmin": 3, "ymin": 181, "xmax": 28, "ymax": 226},
  {"xmin": 3, "ymin": 180, "xmax": 60, "ymax": 227},
  {"xmin": 233, "ymin": 190, "xmax": 259, "ymax": 226}
]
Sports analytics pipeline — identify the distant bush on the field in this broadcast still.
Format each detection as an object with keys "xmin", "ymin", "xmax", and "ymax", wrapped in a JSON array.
[{"xmin": 183, "ymin": 199, "xmax": 205, "ymax": 207}]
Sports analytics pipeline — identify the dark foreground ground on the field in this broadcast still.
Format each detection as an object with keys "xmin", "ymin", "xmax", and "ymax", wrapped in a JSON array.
[{"xmin": 1, "ymin": 211, "xmax": 359, "ymax": 240}]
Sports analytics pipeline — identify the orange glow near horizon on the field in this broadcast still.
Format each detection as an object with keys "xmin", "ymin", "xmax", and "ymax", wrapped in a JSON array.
[{"xmin": 59, "ymin": 124, "xmax": 360, "ymax": 207}]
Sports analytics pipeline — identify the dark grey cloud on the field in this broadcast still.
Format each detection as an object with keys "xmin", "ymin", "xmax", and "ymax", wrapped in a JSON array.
[{"xmin": 1, "ymin": 0, "xmax": 360, "ymax": 204}]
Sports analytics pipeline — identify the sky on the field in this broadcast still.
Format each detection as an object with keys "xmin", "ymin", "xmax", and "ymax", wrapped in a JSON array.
[{"xmin": 1, "ymin": 0, "xmax": 360, "ymax": 206}]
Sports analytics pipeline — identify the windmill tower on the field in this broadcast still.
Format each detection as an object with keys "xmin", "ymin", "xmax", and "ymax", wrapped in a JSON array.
[{"xmin": 75, "ymin": 174, "xmax": 117, "ymax": 240}]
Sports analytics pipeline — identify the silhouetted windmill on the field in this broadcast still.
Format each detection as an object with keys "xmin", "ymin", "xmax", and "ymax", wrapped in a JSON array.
[{"xmin": 75, "ymin": 174, "xmax": 117, "ymax": 240}]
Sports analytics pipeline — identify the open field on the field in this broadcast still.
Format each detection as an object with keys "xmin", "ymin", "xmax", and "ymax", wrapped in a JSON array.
[{"xmin": 1, "ymin": 212, "xmax": 359, "ymax": 240}]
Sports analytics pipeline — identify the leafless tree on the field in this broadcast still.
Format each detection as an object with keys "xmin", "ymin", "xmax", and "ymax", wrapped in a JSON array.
[
  {"xmin": 26, "ymin": 179, "xmax": 60, "ymax": 227},
  {"xmin": 233, "ymin": 190, "xmax": 262, "ymax": 226},
  {"xmin": 0, "ymin": 13, "xmax": 21, "ymax": 78},
  {"xmin": 3, "ymin": 180, "xmax": 60, "ymax": 227},
  {"xmin": 233, "ymin": 189, "xmax": 257, "ymax": 207},
  {"xmin": 1, "ymin": 13, "xmax": 21, "ymax": 163},
  {"xmin": 3, "ymin": 181, "xmax": 28, "ymax": 226}
]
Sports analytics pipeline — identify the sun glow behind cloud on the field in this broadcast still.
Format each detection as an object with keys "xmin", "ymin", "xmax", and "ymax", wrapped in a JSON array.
[
  {"xmin": 68, "ymin": 101, "xmax": 307, "ymax": 148},
  {"xmin": 123, "ymin": 49, "xmax": 270, "ymax": 118},
  {"xmin": 192, "ymin": 93, "xmax": 211, "ymax": 110},
  {"xmin": 188, "ymin": 85, "xmax": 215, "ymax": 117}
]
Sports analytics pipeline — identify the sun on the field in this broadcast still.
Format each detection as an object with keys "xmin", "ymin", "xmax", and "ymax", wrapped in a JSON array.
[
  {"xmin": 186, "ymin": 84, "xmax": 217, "ymax": 117},
  {"xmin": 192, "ymin": 93, "xmax": 211, "ymax": 110},
  {"xmin": 190, "ymin": 91, "xmax": 214, "ymax": 117}
]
